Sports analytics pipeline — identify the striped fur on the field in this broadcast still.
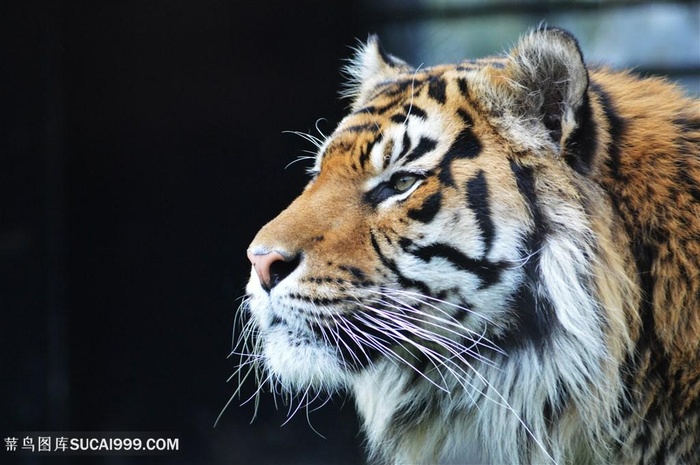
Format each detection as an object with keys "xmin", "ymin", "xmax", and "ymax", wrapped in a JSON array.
[{"xmin": 238, "ymin": 28, "xmax": 700, "ymax": 464}]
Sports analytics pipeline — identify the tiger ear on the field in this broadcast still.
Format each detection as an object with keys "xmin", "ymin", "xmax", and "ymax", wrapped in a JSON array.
[
  {"xmin": 342, "ymin": 35, "xmax": 412, "ymax": 110},
  {"xmin": 494, "ymin": 28, "xmax": 590, "ymax": 155}
]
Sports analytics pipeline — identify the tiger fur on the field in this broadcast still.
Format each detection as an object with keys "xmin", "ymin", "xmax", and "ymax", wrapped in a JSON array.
[{"xmin": 239, "ymin": 28, "xmax": 700, "ymax": 464}]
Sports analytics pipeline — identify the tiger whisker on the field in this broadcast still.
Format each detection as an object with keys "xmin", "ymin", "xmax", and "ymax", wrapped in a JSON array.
[
  {"xmin": 358, "ymin": 319, "xmax": 466, "ymax": 393},
  {"xmin": 335, "ymin": 313, "xmax": 410, "ymax": 366},
  {"xmin": 304, "ymin": 392, "xmax": 329, "ymax": 439},
  {"xmin": 338, "ymin": 314, "xmax": 453, "ymax": 393},
  {"xmin": 282, "ymin": 384, "xmax": 314, "ymax": 426},
  {"xmin": 352, "ymin": 303, "xmax": 516, "ymax": 409},
  {"xmin": 447, "ymin": 347, "xmax": 557, "ymax": 464},
  {"xmin": 507, "ymin": 244, "xmax": 545, "ymax": 269},
  {"xmin": 363, "ymin": 290, "xmax": 505, "ymax": 358},
  {"xmin": 284, "ymin": 155, "xmax": 317, "ymax": 170},
  {"xmin": 351, "ymin": 310, "xmax": 484, "ymax": 393},
  {"xmin": 367, "ymin": 296, "xmax": 504, "ymax": 361},
  {"xmin": 402, "ymin": 64, "xmax": 424, "ymax": 127},
  {"xmin": 313, "ymin": 118, "xmax": 329, "ymax": 141},
  {"xmin": 226, "ymin": 354, "xmax": 263, "ymax": 382},
  {"xmin": 325, "ymin": 314, "xmax": 371, "ymax": 369},
  {"xmin": 351, "ymin": 312, "xmax": 492, "ymax": 403},
  {"xmin": 281, "ymin": 129, "xmax": 325, "ymax": 149},
  {"xmin": 381, "ymin": 288, "xmax": 499, "ymax": 327},
  {"xmin": 215, "ymin": 357, "xmax": 261, "ymax": 427},
  {"xmin": 235, "ymin": 368, "xmax": 273, "ymax": 423},
  {"xmin": 216, "ymin": 299, "xmax": 269, "ymax": 426}
]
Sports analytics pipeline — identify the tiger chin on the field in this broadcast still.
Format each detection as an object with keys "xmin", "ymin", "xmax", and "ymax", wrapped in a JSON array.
[{"xmin": 238, "ymin": 27, "xmax": 700, "ymax": 464}]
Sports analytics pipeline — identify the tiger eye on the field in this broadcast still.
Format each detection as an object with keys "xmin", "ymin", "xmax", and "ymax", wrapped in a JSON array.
[{"xmin": 393, "ymin": 174, "xmax": 419, "ymax": 192}]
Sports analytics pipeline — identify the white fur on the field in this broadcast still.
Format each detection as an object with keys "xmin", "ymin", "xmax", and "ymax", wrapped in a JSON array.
[{"xmin": 347, "ymin": 217, "xmax": 631, "ymax": 464}]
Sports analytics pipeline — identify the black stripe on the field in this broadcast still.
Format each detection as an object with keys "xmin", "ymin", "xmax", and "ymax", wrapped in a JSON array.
[
  {"xmin": 510, "ymin": 159, "xmax": 547, "ymax": 239},
  {"xmin": 427, "ymin": 76, "xmax": 447, "ymax": 104},
  {"xmin": 648, "ymin": 440, "xmax": 669, "ymax": 465},
  {"xmin": 509, "ymin": 159, "xmax": 548, "ymax": 278},
  {"xmin": 456, "ymin": 64, "xmax": 479, "ymax": 72},
  {"xmin": 457, "ymin": 77, "xmax": 469, "ymax": 97},
  {"xmin": 439, "ymin": 127, "xmax": 482, "ymax": 186},
  {"xmin": 543, "ymin": 379, "xmax": 569, "ymax": 427},
  {"xmin": 407, "ymin": 191, "xmax": 442, "ymax": 223},
  {"xmin": 496, "ymin": 159, "xmax": 559, "ymax": 351},
  {"xmin": 356, "ymin": 98, "xmax": 403, "ymax": 116},
  {"xmin": 590, "ymin": 81, "xmax": 627, "ymax": 181},
  {"xmin": 404, "ymin": 136, "xmax": 437, "ymax": 164},
  {"xmin": 675, "ymin": 118, "xmax": 700, "ymax": 203},
  {"xmin": 630, "ymin": 238, "xmax": 667, "ymax": 392},
  {"xmin": 323, "ymin": 139, "xmax": 352, "ymax": 159},
  {"xmin": 370, "ymin": 232, "xmax": 431, "ymax": 295},
  {"xmin": 492, "ymin": 211, "xmax": 560, "ymax": 353},
  {"xmin": 502, "ymin": 255, "xmax": 558, "ymax": 352},
  {"xmin": 289, "ymin": 293, "xmax": 346, "ymax": 306},
  {"xmin": 355, "ymin": 105, "xmax": 376, "ymax": 115},
  {"xmin": 379, "ymin": 78, "xmax": 426, "ymax": 97},
  {"xmin": 338, "ymin": 264, "xmax": 367, "ymax": 281},
  {"xmin": 678, "ymin": 163, "xmax": 700, "ymax": 204},
  {"xmin": 466, "ymin": 170, "xmax": 495, "ymax": 256},
  {"xmin": 403, "ymin": 104, "xmax": 427, "ymax": 119},
  {"xmin": 674, "ymin": 116, "xmax": 700, "ymax": 133},
  {"xmin": 563, "ymin": 91, "xmax": 597, "ymax": 175},
  {"xmin": 397, "ymin": 131, "xmax": 412, "ymax": 160},
  {"xmin": 358, "ymin": 134, "xmax": 382, "ymax": 169},
  {"xmin": 456, "ymin": 108, "xmax": 474, "ymax": 126},
  {"xmin": 390, "ymin": 113, "xmax": 406, "ymax": 124},
  {"xmin": 410, "ymin": 242, "xmax": 506, "ymax": 289},
  {"xmin": 622, "ymin": 236, "xmax": 683, "ymax": 463},
  {"xmin": 342, "ymin": 123, "xmax": 378, "ymax": 134}
]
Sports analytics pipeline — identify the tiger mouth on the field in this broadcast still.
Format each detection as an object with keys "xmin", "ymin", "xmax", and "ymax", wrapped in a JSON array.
[
  {"xmin": 263, "ymin": 300, "xmax": 376, "ymax": 364},
  {"xmin": 249, "ymin": 284, "xmax": 509, "ymax": 395}
]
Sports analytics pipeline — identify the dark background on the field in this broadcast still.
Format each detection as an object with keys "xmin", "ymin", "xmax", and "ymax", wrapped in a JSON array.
[
  {"xmin": 3, "ymin": 1, "xmax": 368, "ymax": 464},
  {"xmin": 3, "ymin": 1, "xmax": 697, "ymax": 464}
]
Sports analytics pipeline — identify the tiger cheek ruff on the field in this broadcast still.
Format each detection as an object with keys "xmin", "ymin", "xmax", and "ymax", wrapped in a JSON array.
[{"xmin": 238, "ymin": 27, "xmax": 700, "ymax": 465}]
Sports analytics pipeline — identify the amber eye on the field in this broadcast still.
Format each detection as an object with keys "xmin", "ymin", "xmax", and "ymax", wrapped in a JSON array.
[
  {"xmin": 365, "ymin": 172, "xmax": 424, "ymax": 206},
  {"xmin": 392, "ymin": 173, "xmax": 420, "ymax": 193}
]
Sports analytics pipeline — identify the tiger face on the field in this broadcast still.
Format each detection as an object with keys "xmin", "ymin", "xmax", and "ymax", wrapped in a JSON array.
[
  {"xmin": 247, "ymin": 55, "xmax": 535, "ymax": 391},
  {"xmin": 239, "ymin": 27, "xmax": 700, "ymax": 465}
]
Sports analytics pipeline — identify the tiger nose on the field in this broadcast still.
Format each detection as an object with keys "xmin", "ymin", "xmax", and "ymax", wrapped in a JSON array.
[{"xmin": 246, "ymin": 250, "xmax": 300, "ymax": 292}]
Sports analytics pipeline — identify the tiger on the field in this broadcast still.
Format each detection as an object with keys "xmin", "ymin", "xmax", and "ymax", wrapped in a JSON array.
[{"xmin": 238, "ymin": 27, "xmax": 700, "ymax": 464}]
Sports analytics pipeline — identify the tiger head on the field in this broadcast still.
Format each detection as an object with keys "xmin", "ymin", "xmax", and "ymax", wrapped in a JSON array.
[{"xmin": 242, "ymin": 28, "xmax": 640, "ymax": 463}]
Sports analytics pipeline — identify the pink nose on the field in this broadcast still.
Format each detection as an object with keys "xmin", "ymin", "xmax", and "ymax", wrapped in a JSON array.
[{"xmin": 247, "ymin": 250, "xmax": 298, "ymax": 292}]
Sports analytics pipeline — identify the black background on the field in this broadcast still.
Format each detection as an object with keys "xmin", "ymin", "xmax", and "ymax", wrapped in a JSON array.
[{"xmin": 2, "ymin": 1, "xmax": 372, "ymax": 463}]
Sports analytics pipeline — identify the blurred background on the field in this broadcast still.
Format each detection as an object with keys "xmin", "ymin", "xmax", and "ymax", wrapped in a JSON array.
[{"xmin": 2, "ymin": 1, "xmax": 698, "ymax": 464}]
